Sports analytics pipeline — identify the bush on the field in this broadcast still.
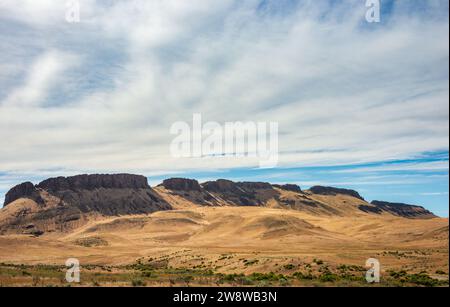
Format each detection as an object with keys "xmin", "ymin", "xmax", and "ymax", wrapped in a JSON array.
[
  {"xmin": 319, "ymin": 272, "xmax": 339, "ymax": 282},
  {"xmin": 293, "ymin": 272, "xmax": 314, "ymax": 280},
  {"xmin": 243, "ymin": 259, "xmax": 259, "ymax": 266},
  {"xmin": 217, "ymin": 273, "xmax": 255, "ymax": 285},
  {"xmin": 313, "ymin": 259, "xmax": 324, "ymax": 265},
  {"xmin": 406, "ymin": 273, "xmax": 440, "ymax": 287},
  {"xmin": 131, "ymin": 279, "xmax": 146, "ymax": 287},
  {"xmin": 389, "ymin": 270, "xmax": 407, "ymax": 279},
  {"xmin": 389, "ymin": 271, "xmax": 446, "ymax": 287},
  {"xmin": 182, "ymin": 275, "xmax": 193, "ymax": 285},
  {"xmin": 141, "ymin": 271, "xmax": 153, "ymax": 278},
  {"xmin": 279, "ymin": 277, "xmax": 290, "ymax": 286},
  {"xmin": 248, "ymin": 272, "xmax": 286, "ymax": 282},
  {"xmin": 284, "ymin": 264, "xmax": 295, "ymax": 270}
]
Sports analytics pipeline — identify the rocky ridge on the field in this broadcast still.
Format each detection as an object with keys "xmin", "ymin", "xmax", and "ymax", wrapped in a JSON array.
[{"xmin": 0, "ymin": 174, "xmax": 439, "ymax": 236}]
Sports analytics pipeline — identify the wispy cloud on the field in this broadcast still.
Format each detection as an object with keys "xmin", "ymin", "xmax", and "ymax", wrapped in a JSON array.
[
  {"xmin": 420, "ymin": 192, "xmax": 449, "ymax": 196},
  {"xmin": 0, "ymin": 0, "xmax": 448, "ymax": 174},
  {"xmin": 330, "ymin": 160, "xmax": 449, "ymax": 174},
  {"xmin": 3, "ymin": 50, "xmax": 79, "ymax": 107}
]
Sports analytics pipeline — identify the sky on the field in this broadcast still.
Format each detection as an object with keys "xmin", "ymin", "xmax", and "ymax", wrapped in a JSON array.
[{"xmin": 0, "ymin": 0, "xmax": 448, "ymax": 216}]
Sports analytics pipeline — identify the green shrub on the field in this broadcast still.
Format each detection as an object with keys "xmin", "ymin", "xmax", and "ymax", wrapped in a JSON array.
[
  {"xmin": 243, "ymin": 259, "xmax": 259, "ymax": 266},
  {"xmin": 131, "ymin": 279, "xmax": 146, "ymax": 287},
  {"xmin": 389, "ymin": 271, "xmax": 446, "ymax": 287},
  {"xmin": 406, "ymin": 273, "xmax": 440, "ymax": 287},
  {"xmin": 389, "ymin": 270, "xmax": 407, "ymax": 279},
  {"xmin": 313, "ymin": 259, "xmax": 324, "ymax": 265},
  {"xmin": 293, "ymin": 272, "xmax": 314, "ymax": 280},
  {"xmin": 218, "ymin": 273, "xmax": 245, "ymax": 283},
  {"xmin": 182, "ymin": 275, "xmax": 193, "ymax": 285},
  {"xmin": 283, "ymin": 264, "xmax": 295, "ymax": 270},
  {"xmin": 319, "ymin": 272, "xmax": 339, "ymax": 282},
  {"xmin": 248, "ymin": 272, "xmax": 286, "ymax": 282},
  {"xmin": 141, "ymin": 271, "xmax": 153, "ymax": 278}
]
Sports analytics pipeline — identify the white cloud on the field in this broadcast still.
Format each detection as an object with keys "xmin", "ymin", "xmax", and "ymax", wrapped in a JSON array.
[
  {"xmin": 0, "ymin": 0, "xmax": 63, "ymax": 24},
  {"xmin": 330, "ymin": 161, "xmax": 449, "ymax": 174},
  {"xmin": 420, "ymin": 192, "xmax": 449, "ymax": 196},
  {"xmin": 0, "ymin": 0, "xmax": 448, "ymax": 176},
  {"xmin": 3, "ymin": 50, "xmax": 78, "ymax": 107}
]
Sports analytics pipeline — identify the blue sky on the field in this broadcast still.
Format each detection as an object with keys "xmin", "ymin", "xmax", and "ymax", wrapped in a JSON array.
[
  {"xmin": 148, "ymin": 151, "xmax": 449, "ymax": 217},
  {"xmin": 0, "ymin": 150, "xmax": 448, "ymax": 216},
  {"xmin": 0, "ymin": 1, "xmax": 448, "ymax": 216}
]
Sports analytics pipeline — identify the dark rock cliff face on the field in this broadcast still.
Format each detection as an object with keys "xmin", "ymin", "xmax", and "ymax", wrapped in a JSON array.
[
  {"xmin": 4, "ymin": 182, "xmax": 43, "ymax": 207},
  {"xmin": 370, "ymin": 201, "xmax": 436, "ymax": 219},
  {"xmin": 273, "ymin": 184, "xmax": 302, "ymax": 193},
  {"xmin": 37, "ymin": 174, "xmax": 150, "ymax": 191},
  {"xmin": 202, "ymin": 180, "xmax": 273, "ymax": 193},
  {"xmin": 358, "ymin": 205, "xmax": 383, "ymax": 215},
  {"xmin": 1, "ymin": 175, "xmax": 439, "ymax": 236},
  {"xmin": 160, "ymin": 178, "xmax": 202, "ymax": 192},
  {"xmin": 160, "ymin": 178, "xmax": 278, "ymax": 207},
  {"xmin": 309, "ymin": 186, "xmax": 365, "ymax": 201},
  {"xmin": 159, "ymin": 178, "xmax": 282, "ymax": 207},
  {"xmin": 202, "ymin": 180, "xmax": 278, "ymax": 207},
  {"xmin": 37, "ymin": 174, "xmax": 170, "ymax": 216},
  {"xmin": 201, "ymin": 179, "xmax": 239, "ymax": 193},
  {"xmin": 48, "ymin": 187, "xmax": 169, "ymax": 216},
  {"xmin": 1, "ymin": 174, "xmax": 171, "ymax": 235},
  {"xmin": 237, "ymin": 182, "xmax": 273, "ymax": 190}
]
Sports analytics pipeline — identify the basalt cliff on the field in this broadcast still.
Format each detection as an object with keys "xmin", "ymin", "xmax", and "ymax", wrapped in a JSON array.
[{"xmin": 0, "ymin": 174, "xmax": 437, "ymax": 236}]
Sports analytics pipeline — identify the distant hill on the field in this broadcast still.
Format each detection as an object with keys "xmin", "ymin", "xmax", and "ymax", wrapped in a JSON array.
[
  {"xmin": 0, "ymin": 174, "xmax": 437, "ymax": 236},
  {"xmin": 0, "ymin": 174, "xmax": 447, "ymax": 281}
]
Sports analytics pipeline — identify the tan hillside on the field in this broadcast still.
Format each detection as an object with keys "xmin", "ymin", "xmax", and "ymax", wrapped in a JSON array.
[{"xmin": 0, "ymin": 175, "xmax": 447, "ymax": 286}]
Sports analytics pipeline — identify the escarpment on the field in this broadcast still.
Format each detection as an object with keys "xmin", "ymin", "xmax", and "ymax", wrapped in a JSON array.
[
  {"xmin": 0, "ymin": 174, "xmax": 440, "ymax": 236},
  {"xmin": 370, "ymin": 200, "xmax": 437, "ymax": 219},
  {"xmin": 0, "ymin": 174, "xmax": 171, "ymax": 235}
]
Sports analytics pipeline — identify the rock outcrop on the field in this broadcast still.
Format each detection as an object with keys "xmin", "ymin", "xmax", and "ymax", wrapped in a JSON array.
[
  {"xmin": 201, "ymin": 179, "xmax": 239, "ymax": 193},
  {"xmin": 158, "ymin": 178, "xmax": 280, "ymax": 207},
  {"xmin": 370, "ymin": 201, "xmax": 436, "ymax": 219},
  {"xmin": 4, "ymin": 182, "xmax": 43, "ymax": 207},
  {"xmin": 35, "ymin": 174, "xmax": 170, "ymax": 216},
  {"xmin": 1, "ymin": 174, "xmax": 171, "ymax": 235},
  {"xmin": 202, "ymin": 180, "xmax": 273, "ymax": 193},
  {"xmin": 160, "ymin": 178, "xmax": 202, "ymax": 192},
  {"xmin": 37, "ymin": 174, "xmax": 150, "ymax": 191},
  {"xmin": 1, "ymin": 175, "xmax": 439, "ymax": 236},
  {"xmin": 237, "ymin": 182, "xmax": 273, "ymax": 190},
  {"xmin": 358, "ymin": 204, "xmax": 383, "ymax": 215},
  {"xmin": 309, "ymin": 186, "xmax": 365, "ymax": 201},
  {"xmin": 273, "ymin": 184, "xmax": 302, "ymax": 193},
  {"xmin": 202, "ymin": 180, "xmax": 278, "ymax": 207}
]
